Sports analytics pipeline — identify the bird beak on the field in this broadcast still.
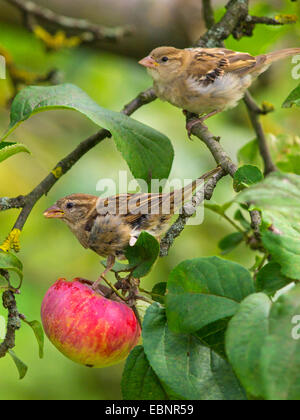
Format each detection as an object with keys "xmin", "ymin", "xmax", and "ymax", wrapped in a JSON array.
[
  {"xmin": 138, "ymin": 56, "xmax": 159, "ymax": 69},
  {"xmin": 44, "ymin": 205, "xmax": 64, "ymax": 219}
]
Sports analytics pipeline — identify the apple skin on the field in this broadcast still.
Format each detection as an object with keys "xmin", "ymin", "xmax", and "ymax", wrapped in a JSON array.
[{"xmin": 41, "ymin": 279, "xmax": 141, "ymax": 368}]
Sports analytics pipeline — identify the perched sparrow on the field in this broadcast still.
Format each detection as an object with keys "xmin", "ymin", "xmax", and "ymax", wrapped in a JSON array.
[
  {"xmin": 139, "ymin": 46, "xmax": 300, "ymax": 134},
  {"xmin": 44, "ymin": 167, "xmax": 221, "ymax": 274}
]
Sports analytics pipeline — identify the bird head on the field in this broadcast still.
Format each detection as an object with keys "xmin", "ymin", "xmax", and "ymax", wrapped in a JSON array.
[
  {"xmin": 139, "ymin": 46, "xmax": 185, "ymax": 82},
  {"xmin": 44, "ymin": 194, "xmax": 98, "ymax": 225}
]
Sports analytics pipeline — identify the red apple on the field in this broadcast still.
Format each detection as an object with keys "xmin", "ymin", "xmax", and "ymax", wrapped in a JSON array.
[{"xmin": 41, "ymin": 278, "xmax": 141, "ymax": 368}]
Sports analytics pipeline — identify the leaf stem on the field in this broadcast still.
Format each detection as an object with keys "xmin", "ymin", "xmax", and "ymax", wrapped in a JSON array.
[{"xmin": 100, "ymin": 275, "xmax": 128, "ymax": 302}]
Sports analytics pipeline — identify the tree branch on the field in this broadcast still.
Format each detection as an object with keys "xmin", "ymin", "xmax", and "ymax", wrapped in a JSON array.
[
  {"xmin": 246, "ymin": 15, "xmax": 285, "ymax": 26},
  {"xmin": 0, "ymin": 196, "xmax": 26, "ymax": 211},
  {"xmin": 188, "ymin": 119, "xmax": 238, "ymax": 177},
  {"xmin": 0, "ymin": 290, "xmax": 21, "ymax": 358},
  {"xmin": 244, "ymin": 91, "xmax": 277, "ymax": 175},
  {"xmin": 160, "ymin": 168, "xmax": 226, "ymax": 256},
  {"xmin": 4, "ymin": 0, "xmax": 133, "ymax": 42},
  {"xmin": 196, "ymin": 0, "xmax": 249, "ymax": 47}
]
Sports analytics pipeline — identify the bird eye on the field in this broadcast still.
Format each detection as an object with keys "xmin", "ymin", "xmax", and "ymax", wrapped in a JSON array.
[
  {"xmin": 66, "ymin": 202, "xmax": 74, "ymax": 209},
  {"xmin": 161, "ymin": 56, "xmax": 169, "ymax": 62}
]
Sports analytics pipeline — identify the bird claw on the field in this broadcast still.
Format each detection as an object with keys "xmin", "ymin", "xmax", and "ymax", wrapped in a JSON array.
[{"xmin": 185, "ymin": 118, "xmax": 207, "ymax": 139}]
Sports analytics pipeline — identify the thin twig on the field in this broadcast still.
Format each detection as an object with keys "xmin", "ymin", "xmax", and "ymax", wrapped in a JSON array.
[
  {"xmin": 250, "ymin": 209, "xmax": 262, "ymax": 243},
  {"xmin": 4, "ymin": 0, "xmax": 133, "ymax": 42},
  {"xmin": 100, "ymin": 276, "xmax": 127, "ymax": 302},
  {"xmin": 244, "ymin": 91, "xmax": 277, "ymax": 175},
  {"xmin": 246, "ymin": 15, "xmax": 295, "ymax": 26},
  {"xmin": 160, "ymin": 168, "xmax": 226, "ymax": 256}
]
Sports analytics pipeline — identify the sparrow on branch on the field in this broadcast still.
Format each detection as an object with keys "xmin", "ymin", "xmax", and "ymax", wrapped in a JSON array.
[
  {"xmin": 139, "ymin": 46, "xmax": 300, "ymax": 135},
  {"xmin": 44, "ymin": 167, "xmax": 221, "ymax": 283}
]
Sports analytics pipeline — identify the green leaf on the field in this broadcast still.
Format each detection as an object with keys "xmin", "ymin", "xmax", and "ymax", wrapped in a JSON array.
[
  {"xmin": 277, "ymin": 154, "xmax": 300, "ymax": 176},
  {"xmin": 143, "ymin": 303, "xmax": 247, "ymax": 400},
  {"xmin": 237, "ymin": 139, "xmax": 262, "ymax": 169},
  {"xmin": 0, "ymin": 251, "xmax": 23, "ymax": 282},
  {"xmin": 135, "ymin": 300, "xmax": 151, "ymax": 323},
  {"xmin": 256, "ymin": 262, "xmax": 292, "ymax": 296},
  {"xmin": 260, "ymin": 284, "xmax": 300, "ymax": 400},
  {"xmin": 234, "ymin": 209, "xmax": 251, "ymax": 230},
  {"xmin": 237, "ymin": 172, "xmax": 300, "ymax": 219},
  {"xmin": 8, "ymin": 350, "xmax": 28, "ymax": 380},
  {"xmin": 226, "ymin": 293, "xmax": 272, "ymax": 399},
  {"xmin": 4, "ymin": 84, "xmax": 174, "ymax": 186},
  {"xmin": 205, "ymin": 201, "xmax": 233, "ymax": 216},
  {"xmin": 233, "ymin": 165, "xmax": 263, "ymax": 192},
  {"xmin": 195, "ymin": 318, "xmax": 230, "ymax": 359},
  {"xmin": 237, "ymin": 172, "xmax": 300, "ymax": 279},
  {"xmin": 218, "ymin": 232, "xmax": 244, "ymax": 254},
  {"xmin": 0, "ymin": 142, "xmax": 30, "ymax": 163},
  {"xmin": 282, "ymin": 84, "xmax": 300, "ymax": 108},
  {"xmin": 23, "ymin": 319, "xmax": 44, "ymax": 359},
  {"xmin": 101, "ymin": 259, "xmax": 136, "ymax": 273},
  {"xmin": 122, "ymin": 346, "xmax": 169, "ymax": 400},
  {"xmin": 166, "ymin": 257, "xmax": 255, "ymax": 333},
  {"xmin": 125, "ymin": 232, "xmax": 160, "ymax": 278},
  {"xmin": 227, "ymin": 286, "xmax": 300, "ymax": 400},
  {"xmin": 238, "ymin": 135, "xmax": 300, "ymax": 176},
  {"xmin": 151, "ymin": 282, "xmax": 167, "ymax": 304}
]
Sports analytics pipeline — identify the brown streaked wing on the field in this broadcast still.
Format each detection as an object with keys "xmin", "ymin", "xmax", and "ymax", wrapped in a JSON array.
[
  {"xmin": 189, "ymin": 48, "xmax": 258, "ymax": 84},
  {"xmin": 222, "ymin": 50, "xmax": 258, "ymax": 74}
]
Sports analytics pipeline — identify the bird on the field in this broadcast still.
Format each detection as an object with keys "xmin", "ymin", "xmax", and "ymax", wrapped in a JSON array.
[
  {"xmin": 139, "ymin": 46, "xmax": 300, "ymax": 135},
  {"xmin": 43, "ymin": 167, "xmax": 221, "ymax": 283}
]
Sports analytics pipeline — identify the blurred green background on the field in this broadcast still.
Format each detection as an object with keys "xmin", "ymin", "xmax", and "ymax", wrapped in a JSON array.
[{"xmin": 0, "ymin": 0, "xmax": 299, "ymax": 400}]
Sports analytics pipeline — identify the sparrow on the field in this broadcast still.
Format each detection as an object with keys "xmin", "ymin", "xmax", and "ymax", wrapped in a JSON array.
[
  {"xmin": 44, "ymin": 167, "xmax": 221, "ymax": 276},
  {"xmin": 139, "ymin": 46, "xmax": 300, "ymax": 134}
]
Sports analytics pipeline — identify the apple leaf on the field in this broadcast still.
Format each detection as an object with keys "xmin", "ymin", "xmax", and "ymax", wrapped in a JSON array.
[
  {"xmin": 22, "ymin": 319, "xmax": 44, "ymax": 359},
  {"xmin": 122, "ymin": 346, "xmax": 170, "ymax": 400},
  {"xmin": 282, "ymin": 84, "xmax": 300, "ymax": 108},
  {"xmin": 125, "ymin": 232, "xmax": 160, "ymax": 278},
  {"xmin": 0, "ymin": 142, "xmax": 30, "ymax": 163},
  {"xmin": 8, "ymin": 350, "xmax": 28, "ymax": 380},
  {"xmin": 226, "ymin": 293, "xmax": 272, "ymax": 399},
  {"xmin": 256, "ymin": 262, "xmax": 292, "ymax": 296},
  {"xmin": 218, "ymin": 232, "xmax": 244, "ymax": 254},
  {"xmin": 226, "ymin": 285, "xmax": 300, "ymax": 400},
  {"xmin": 165, "ymin": 257, "xmax": 255, "ymax": 334},
  {"xmin": 0, "ymin": 251, "xmax": 23, "ymax": 283},
  {"xmin": 143, "ymin": 303, "xmax": 247, "ymax": 400},
  {"xmin": 260, "ymin": 284, "xmax": 300, "ymax": 400},
  {"xmin": 151, "ymin": 282, "xmax": 167, "ymax": 304},
  {"xmin": 3, "ymin": 84, "xmax": 174, "ymax": 187},
  {"xmin": 233, "ymin": 165, "xmax": 263, "ymax": 192},
  {"xmin": 237, "ymin": 172, "xmax": 300, "ymax": 279}
]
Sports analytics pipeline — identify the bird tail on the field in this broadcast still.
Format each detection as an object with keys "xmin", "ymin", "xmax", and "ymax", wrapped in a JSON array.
[
  {"xmin": 171, "ymin": 166, "xmax": 223, "ymax": 211},
  {"xmin": 253, "ymin": 48, "xmax": 300, "ymax": 76},
  {"xmin": 264, "ymin": 48, "xmax": 300, "ymax": 64}
]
